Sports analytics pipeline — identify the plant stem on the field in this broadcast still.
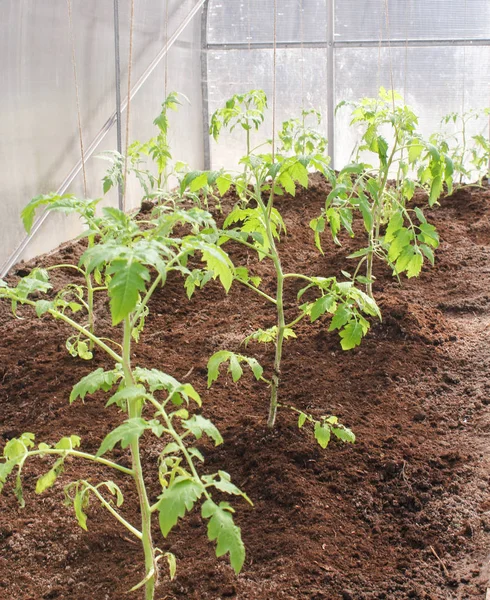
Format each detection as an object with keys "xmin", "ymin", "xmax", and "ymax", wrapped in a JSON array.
[
  {"xmin": 27, "ymin": 448, "xmax": 134, "ymax": 476},
  {"xmin": 256, "ymin": 182, "xmax": 285, "ymax": 429},
  {"xmin": 122, "ymin": 317, "xmax": 156, "ymax": 600},
  {"xmin": 86, "ymin": 274, "xmax": 95, "ymax": 352},
  {"xmin": 235, "ymin": 278, "xmax": 277, "ymax": 304},
  {"xmin": 84, "ymin": 482, "xmax": 142, "ymax": 540}
]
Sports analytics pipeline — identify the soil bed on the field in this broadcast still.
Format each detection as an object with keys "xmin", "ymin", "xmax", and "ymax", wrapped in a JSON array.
[{"xmin": 1, "ymin": 174, "xmax": 490, "ymax": 599}]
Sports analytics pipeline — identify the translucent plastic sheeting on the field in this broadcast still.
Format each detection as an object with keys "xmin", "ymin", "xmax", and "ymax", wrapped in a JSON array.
[
  {"xmin": 0, "ymin": 0, "xmax": 204, "ymax": 271},
  {"xmin": 334, "ymin": 46, "xmax": 490, "ymax": 168},
  {"xmin": 335, "ymin": 0, "xmax": 490, "ymax": 42},
  {"xmin": 207, "ymin": 48, "xmax": 328, "ymax": 170},
  {"xmin": 207, "ymin": 0, "xmax": 327, "ymax": 45}
]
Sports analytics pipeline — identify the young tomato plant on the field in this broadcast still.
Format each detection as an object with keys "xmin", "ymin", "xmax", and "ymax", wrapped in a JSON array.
[
  {"xmin": 436, "ymin": 108, "xmax": 490, "ymax": 186},
  {"xmin": 200, "ymin": 93, "xmax": 378, "ymax": 442},
  {"xmin": 101, "ymin": 92, "xmax": 184, "ymax": 202},
  {"xmin": 313, "ymin": 87, "xmax": 454, "ymax": 297},
  {"xmin": 0, "ymin": 202, "xmax": 248, "ymax": 600},
  {"xmin": 20, "ymin": 194, "xmax": 110, "ymax": 358}
]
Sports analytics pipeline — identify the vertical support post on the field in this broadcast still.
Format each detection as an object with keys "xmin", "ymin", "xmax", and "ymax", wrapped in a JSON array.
[
  {"xmin": 114, "ymin": 0, "xmax": 123, "ymax": 209},
  {"xmin": 201, "ymin": 0, "xmax": 211, "ymax": 170},
  {"xmin": 326, "ymin": 0, "xmax": 335, "ymax": 169}
]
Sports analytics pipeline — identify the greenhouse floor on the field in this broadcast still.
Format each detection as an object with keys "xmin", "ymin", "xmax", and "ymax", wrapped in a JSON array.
[{"xmin": 1, "ymin": 174, "xmax": 490, "ymax": 599}]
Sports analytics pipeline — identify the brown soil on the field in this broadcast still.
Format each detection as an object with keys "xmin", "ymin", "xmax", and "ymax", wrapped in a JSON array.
[{"xmin": 1, "ymin": 175, "xmax": 490, "ymax": 600}]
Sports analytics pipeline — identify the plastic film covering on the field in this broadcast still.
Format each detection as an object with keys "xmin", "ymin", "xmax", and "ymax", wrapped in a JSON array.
[
  {"xmin": 208, "ymin": 0, "xmax": 327, "ymax": 45},
  {"xmin": 335, "ymin": 0, "xmax": 490, "ymax": 42},
  {"xmin": 1, "ymin": 0, "xmax": 204, "ymax": 271},
  {"xmin": 205, "ymin": 0, "xmax": 490, "ymax": 172},
  {"xmin": 334, "ymin": 46, "xmax": 490, "ymax": 168},
  {"xmin": 207, "ymin": 47, "xmax": 328, "ymax": 170}
]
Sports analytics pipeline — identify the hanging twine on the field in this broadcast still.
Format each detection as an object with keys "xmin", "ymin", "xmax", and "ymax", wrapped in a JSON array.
[
  {"xmin": 123, "ymin": 0, "xmax": 136, "ymax": 211},
  {"xmin": 67, "ymin": 0, "xmax": 88, "ymax": 197}
]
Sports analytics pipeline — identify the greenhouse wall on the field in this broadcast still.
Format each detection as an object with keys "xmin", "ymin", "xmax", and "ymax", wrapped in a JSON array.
[
  {"xmin": 204, "ymin": 0, "xmax": 490, "ymax": 171},
  {"xmin": 1, "ymin": 0, "xmax": 204, "ymax": 273}
]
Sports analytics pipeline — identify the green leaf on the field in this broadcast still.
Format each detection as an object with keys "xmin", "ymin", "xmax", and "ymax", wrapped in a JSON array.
[
  {"xmin": 133, "ymin": 368, "xmax": 201, "ymax": 406},
  {"xmin": 70, "ymin": 368, "xmax": 117, "ymax": 403},
  {"xmin": 36, "ymin": 458, "xmax": 64, "ymax": 494},
  {"xmin": 54, "ymin": 435, "xmax": 81, "ymax": 450},
  {"xmin": 314, "ymin": 422, "xmax": 331, "ymax": 449},
  {"xmin": 428, "ymin": 175, "xmax": 443, "ymax": 206},
  {"xmin": 310, "ymin": 295, "xmax": 337, "ymax": 322},
  {"xmin": 328, "ymin": 305, "xmax": 351, "ymax": 332},
  {"xmin": 408, "ymin": 143, "xmax": 424, "ymax": 164},
  {"xmin": 216, "ymin": 175, "xmax": 232, "ymax": 196},
  {"xmin": 106, "ymin": 385, "xmax": 146, "ymax": 410},
  {"xmin": 387, "ymin": 228, "xmax": 412, "ymax": 263},
  {"xmin": 332, "ymin": 426, "xmax": 356, "ymax": 443},
  {"xmin": 229, "ymin": 354, "xmax": 243, "ymax": 382},
  {"xmin": 339, "ymin": 321, "xmax": 364, "ymax": 350},
  {"xmin": 165, "ymin": 552, "xmax": 177, "ymax": 580},
  {"xmin": 384, "ymin": 212, "xmax": 404, "ymax": 243},
  {"xmin": 107, "ymin": 258, "xmax": 150, "ymax": 325},
  {"xmin": 158, "ymin": 477, "xmax": 203, "ymax": 536},
  {"xmin": 202, "ymin": 500, "xmax": 245, "ymax": 574},
  {"xmin": 203, "ymin": 471, "xmax": 252, "ymax": 504},
  {"xmin": 73, "ymin": 489, "xmax": 88, "ymax": 530},
  {"xmin": 406, "ymin": 252, "xmax": 424, "ymax": 278},
  {"xmin": 298, "ymin": 413, "xmax": 307, "ymax": 428},
  {"xmin": 200, "ymin": 244, "xmax": 234, "ymax": 293},
  {"xmin": 35, "ymin": 300, "xmax": 54, "ymax": 317},
  {"xmin": 96, "ymin": 418, "xmax": 163, "ymax": 457},
  {"xmin": 182, "ymin": 415, "xmax": 223, "ymax": 446}
]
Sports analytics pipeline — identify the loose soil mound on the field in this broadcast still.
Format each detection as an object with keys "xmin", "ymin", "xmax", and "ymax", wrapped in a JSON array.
[{"xmin": 1, "ymin": 175, "xmax": 490, "ymax": 599}]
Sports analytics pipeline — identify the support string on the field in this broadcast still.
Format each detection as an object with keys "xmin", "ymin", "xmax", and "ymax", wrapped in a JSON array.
[
  {"xmin": 123, "ymin": 0, "xmax": 136, "ymax": 211},
  {"xmin": 67, "ymin": 0, "xmax": 88, "ymax": 197},
  {"xmin": 271, "ymin": 0, "xmax": 277, "ymax": 162}
]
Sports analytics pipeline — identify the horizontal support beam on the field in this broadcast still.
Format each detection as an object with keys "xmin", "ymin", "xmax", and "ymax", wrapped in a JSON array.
[{"xmin": 206, "ymin": 37, "xmax": 490, "ymax": 51}]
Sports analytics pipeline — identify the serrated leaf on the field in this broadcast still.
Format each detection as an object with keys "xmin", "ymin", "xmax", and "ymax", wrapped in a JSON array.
[
  {"xmin": 216, "ymin": 175, "xmax": 232, "ymax": 197},
  {"xmin": 35, "ymin": 300, "xmax": 54, "ymax": 317},
  {"xmin": 54, "ymin": 435, "xmax": 81, "ymax": 450},
  {"xmin": 384, "ymin": 212, "xmax": 404, "ymax": 243},
  {"xmin": 314, "ymin": 422, "xmax": 331, "ymax": 449},
  {"xmin": 229, "ymin": 354, "xmax": 243, "ymax": 382},
  {"xmin": 428, "ymin": 175, "xmax": 443, "ymax": 206},
  {"xmin": 74, "ymin": 489, "xmax": 88, "ymax": 530},
  {"xmin": 328, "ymin": 305, "xmax": 351, "ymax": 332},
  {"xmin": 158, "ymin": 478, "xmax": 203, "ymax": 536},
  {"xmin": 406, "ymin": 252, "xmax": 424, "ymax": 278},
  {"xmin": 182, "ymin": 415, "xmax": 223, "ymax": 446},
  {"xmin": 36, "ymin": 458, "xmax": 64, "ymax": 494},
  {"xmin": 133, "ymin": 368, "xmax": 201, "ymax": 406},
  {"xmin": 202, "ymin": 500, "xmax": 245, "ymax": 574},
  {"xmin": 310, "ymin": 295, "xmax": 337, "ymax": 322},
  {"xmin": 107, "ymin": 258, "xmax": 150, "ymax": 325},
  {"xmin": 70, "ymin": 368, "xmax": 117, "ymax": 403},
  {"xmin": 96, "ymin": 418, "xmax": 163, "ymax": 457},
  {"xmin": 204, "ymin": 471, "xmax": 252, "ymax": 504},
  {"xmin": 339, "ymin": 321, "xmax": 364, "ymax": 350},
  {"xmin": 332, "ymin": 426, "xmax": 356, "ymax": 443},
  {"xmin": 106, "ymin": 385, "xmax": 146, "ymax": 410}
]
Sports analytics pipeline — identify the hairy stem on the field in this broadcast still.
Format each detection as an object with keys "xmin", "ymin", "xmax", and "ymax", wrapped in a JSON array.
[
  {"xmin": 122, "ymin": 318, "xmax": 156, "ymax": 600},
  {"xmin": 85, "ymin": 482, "xmax": 142, "ymax": 540},
  {"xmin": 27, "ymin": 448, "xmax": 134, "ymax": 476}
]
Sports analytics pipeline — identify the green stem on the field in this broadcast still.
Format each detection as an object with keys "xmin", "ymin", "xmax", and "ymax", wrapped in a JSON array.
[
  {"xmin": 27, "ymin": 448, "xmax": 134, "ymax": 476},
  {"xmin": 86, "ymin": 274, "xmax": 95, "ymax": 352},
  {"xmin": 122, "ymin": 317, "xmax": 156, "ymax": 600},
  {"xmin": 255, "ymin": 181, "xmax": 285, "ymax": 429},
  {"xmin": 235, "ymin": 278, "xmax": 277, "ymax": 304},
  {"xmin": 84, "ymin": 481, "xmax": 142, "ymax": 540}
]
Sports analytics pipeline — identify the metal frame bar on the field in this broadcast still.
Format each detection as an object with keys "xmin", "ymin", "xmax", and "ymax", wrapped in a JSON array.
[
  {"xmin": 206, "ymin": 37, "xmax": 490, "ymax": 51},
  {"xmin": 326, "ymin": 0, "xmax": 335, "ymax": 167},
  {"xmin": 201, "ymin": 0, "xmax": 211, "ymax": 170},
  {"xmin": 113, "ymin": 0, "xmax": 123, "ymax": 209},
  {"xmin": 1, "ymin": 0, "xmax": 207, "ymax": 277}
]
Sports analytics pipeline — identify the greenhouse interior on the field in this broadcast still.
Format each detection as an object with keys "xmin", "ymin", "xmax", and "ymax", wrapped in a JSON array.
[{"xmin": 1, "ymin": 1, "xmax": 490, "ymax": 599}]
